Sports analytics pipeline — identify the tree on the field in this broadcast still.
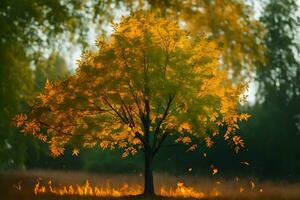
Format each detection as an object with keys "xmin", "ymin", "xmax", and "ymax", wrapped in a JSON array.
[
  {"xmin": 1, "ymin": 0, "xmax": 263, "ymax": 169},
  {"xmin": 258, "ymin": 0, "xmax": 300, "ymax": 101},
  {"xmin": 14, "ymin": 12, "xmax": 249, "ymax": 195},
  {"xmin": 0, "ymin": 0, "xmax": 87, "ymax": 168},
  {"xmin": 239, "ymin": 0, "xmax": 300, "ymax": 179}
]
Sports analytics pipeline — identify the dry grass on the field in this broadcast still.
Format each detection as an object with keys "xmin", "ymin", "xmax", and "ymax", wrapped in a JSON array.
[{"xmin": 0, "ymin": 170, "xmax": 299, "ymax": 200}]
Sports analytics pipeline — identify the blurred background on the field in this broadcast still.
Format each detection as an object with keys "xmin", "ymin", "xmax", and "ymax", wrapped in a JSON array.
[{"xmin": 0, "ymin": 0, "xmax": 299, "ymax": 182}]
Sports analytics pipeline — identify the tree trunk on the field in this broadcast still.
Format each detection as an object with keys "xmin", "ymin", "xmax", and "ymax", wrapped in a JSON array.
[{"xmin": 143, "ymin": 149, "xmax": 154, "ymax": 196}]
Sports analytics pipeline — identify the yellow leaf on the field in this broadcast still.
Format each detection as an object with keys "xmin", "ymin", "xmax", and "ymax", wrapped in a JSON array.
[
  {"xmin": 212, "ymin": 168, "xmax": 218, "ymax": 175},
  {"xmin": 72, "ymin": 148, "xmax": 80, "ymax": 156},
  {"xmin": 205, "ymin": 137, "xmax": 214, "ymax": 148},
  {"xmin": 179, "ymin": 122, "xmax": 192, "ymax": 132},
  {"xmin": 210, "ymin": 164, "xmax": 218, "ymax": 175},
  {"xmin": 182, "ymin": 136, "xmax": 192, "ymax": 144},
  {"xmin": 186, "ymin": 144, "xmax": 197, "ymax": 152}
]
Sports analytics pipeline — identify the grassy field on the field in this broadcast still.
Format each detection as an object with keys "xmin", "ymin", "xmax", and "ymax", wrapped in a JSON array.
[{"xmin": 0, "ymin": 170, "xmax": 299, "ymax": 200}]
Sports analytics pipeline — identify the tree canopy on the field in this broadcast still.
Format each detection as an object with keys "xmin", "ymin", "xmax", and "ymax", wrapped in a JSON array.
[{"xmin": 14, "ymin": 11, "xmax": 249, "ymax": 159}]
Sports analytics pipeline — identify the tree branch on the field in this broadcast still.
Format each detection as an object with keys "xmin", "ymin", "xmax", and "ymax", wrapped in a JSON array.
[
  {"xmin": 152, "ymin": 131, "xmax": 170, "ymax": 157},
  {"xmin": 153, "ymin": 94, "xmax": 175, "ymax": 149},
  {"xmin": 134, "ymin": 131, "xmax": 146, "ymax": 148},
  {"xmin": 127, "ymin": 82, "xmax": 144, "ymax": 117},
  {"xmin": 103, "ymin": 97, "xmax": 127, "ymax": 124},
  {"xmin": 118, "ymin": 94, "xmax": 135, "ymax": 128}
]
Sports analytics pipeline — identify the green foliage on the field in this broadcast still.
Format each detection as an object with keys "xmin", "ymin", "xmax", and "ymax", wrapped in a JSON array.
[
  {"xmin": 0, "ymin": 0, "xmax": 84, "ymax": 168},
  {"xmin": 35, "ymin": 52, "xmax": 70, "ymax": 91},
  {"xmin": 240, "ymin": 103, "xmax": 300, "ymax": 180},
  {"xmin": 0, "ymin": 44, "xmax": 33, "ymax": 168},
  {"xmin": 0, "ymin": 51, "xmax": 70, "ymax": 169}
]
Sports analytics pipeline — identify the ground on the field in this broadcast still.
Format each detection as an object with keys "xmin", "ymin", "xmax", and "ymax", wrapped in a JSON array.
[{"xmin": 0, "ymin": 170, "xmax": 299, "ymax": 200}]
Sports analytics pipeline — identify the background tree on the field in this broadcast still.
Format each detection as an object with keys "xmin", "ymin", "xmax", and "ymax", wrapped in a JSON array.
[
  {"xmin": 14, "ymin": 12, "xmax": 249, "ymax": 195},
  {"xmin": 0, "ymin": 51, "xmax": 70, "ymax": 168},
  {"xmin": 240, "ymin": 0, "xmax": 300, "ymax": 179},
  {"xmin": 145, "ymin": 0, "xmax": 265, "ymax": 78},
  {"xmin": 258, "ymin": 0, "xmax": 300, "ymax": 100},
  {"xmin": 0, "ymin": 0, "xmax": 81, "ymax": 168},
  {"xmin": 0, "ymin": 0, "xmax": 125, "ymax": 168},
  {"xmin": 34, "ymin": 51, "xmax": 70, "ymax": 91}
]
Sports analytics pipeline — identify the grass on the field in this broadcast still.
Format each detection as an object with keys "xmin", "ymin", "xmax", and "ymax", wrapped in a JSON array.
[{"xmin": 0, "ymin": 170, "xmax": 299, "ymax": 200}]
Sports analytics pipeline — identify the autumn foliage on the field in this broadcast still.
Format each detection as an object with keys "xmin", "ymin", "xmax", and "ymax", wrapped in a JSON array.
[{"xmin": 14, "ymin": 11, "xmax": 250, "ymax": 194}]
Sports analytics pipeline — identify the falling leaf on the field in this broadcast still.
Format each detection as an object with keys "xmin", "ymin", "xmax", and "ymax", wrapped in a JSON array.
[
  {"xmin": 210, "ymin": 165, "xmax": 218, "ymax": 175},
  {"xmin": 240, "ymin": 161, "xmax": 250, "ymax": 166},
  {"xmin": 186, "ymin": 144, "xmax": 197, "ymax": 152},
  {"xmin": 212, "ymin": 168, "xmax": 218, "ymax": 175},
  {"xmin": 72, "ymin": 148, "xmax": 80, "ymax": 156}
]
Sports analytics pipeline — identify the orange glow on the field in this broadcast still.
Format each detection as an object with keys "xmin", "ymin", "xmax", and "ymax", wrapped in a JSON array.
[
  {"xmin": 11, "ymin": 177, "xmax": 268, "ymax": 199},
  {"xmin": 33, "ymin": 179, "xmax": 218, "ymax": 198},
  {"xmin": 160, "ymin": 181, "xmax": 206, "ymax": 198},
  {"xmin": 34, "ymin": 179, "xmax": 142, "ymax": 197}
]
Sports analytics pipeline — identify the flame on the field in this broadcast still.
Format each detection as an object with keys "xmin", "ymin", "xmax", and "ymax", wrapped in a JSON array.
[
  {"xmin": 34, "ymin": 179, "xmax": 142, "ymax": 197},
  {"xmin": 160, "ymin": 181, "xmax": 206, "ymax": 198},
  {"xmin": 11, "ymin": 174, "xmax": 266, "ymax": 199},
  {"xmin": 22, "ymin": 178, "xmax": 266, "ymax": 198},
  {"xmin": 32, "ymin": 179, "xmax": 215, "ymax": 198}
]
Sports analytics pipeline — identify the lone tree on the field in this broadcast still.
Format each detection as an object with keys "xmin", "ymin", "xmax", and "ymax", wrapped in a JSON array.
[{"xmin": 14, "ymin": 11, "xmax": 249, "ymax": 196}]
